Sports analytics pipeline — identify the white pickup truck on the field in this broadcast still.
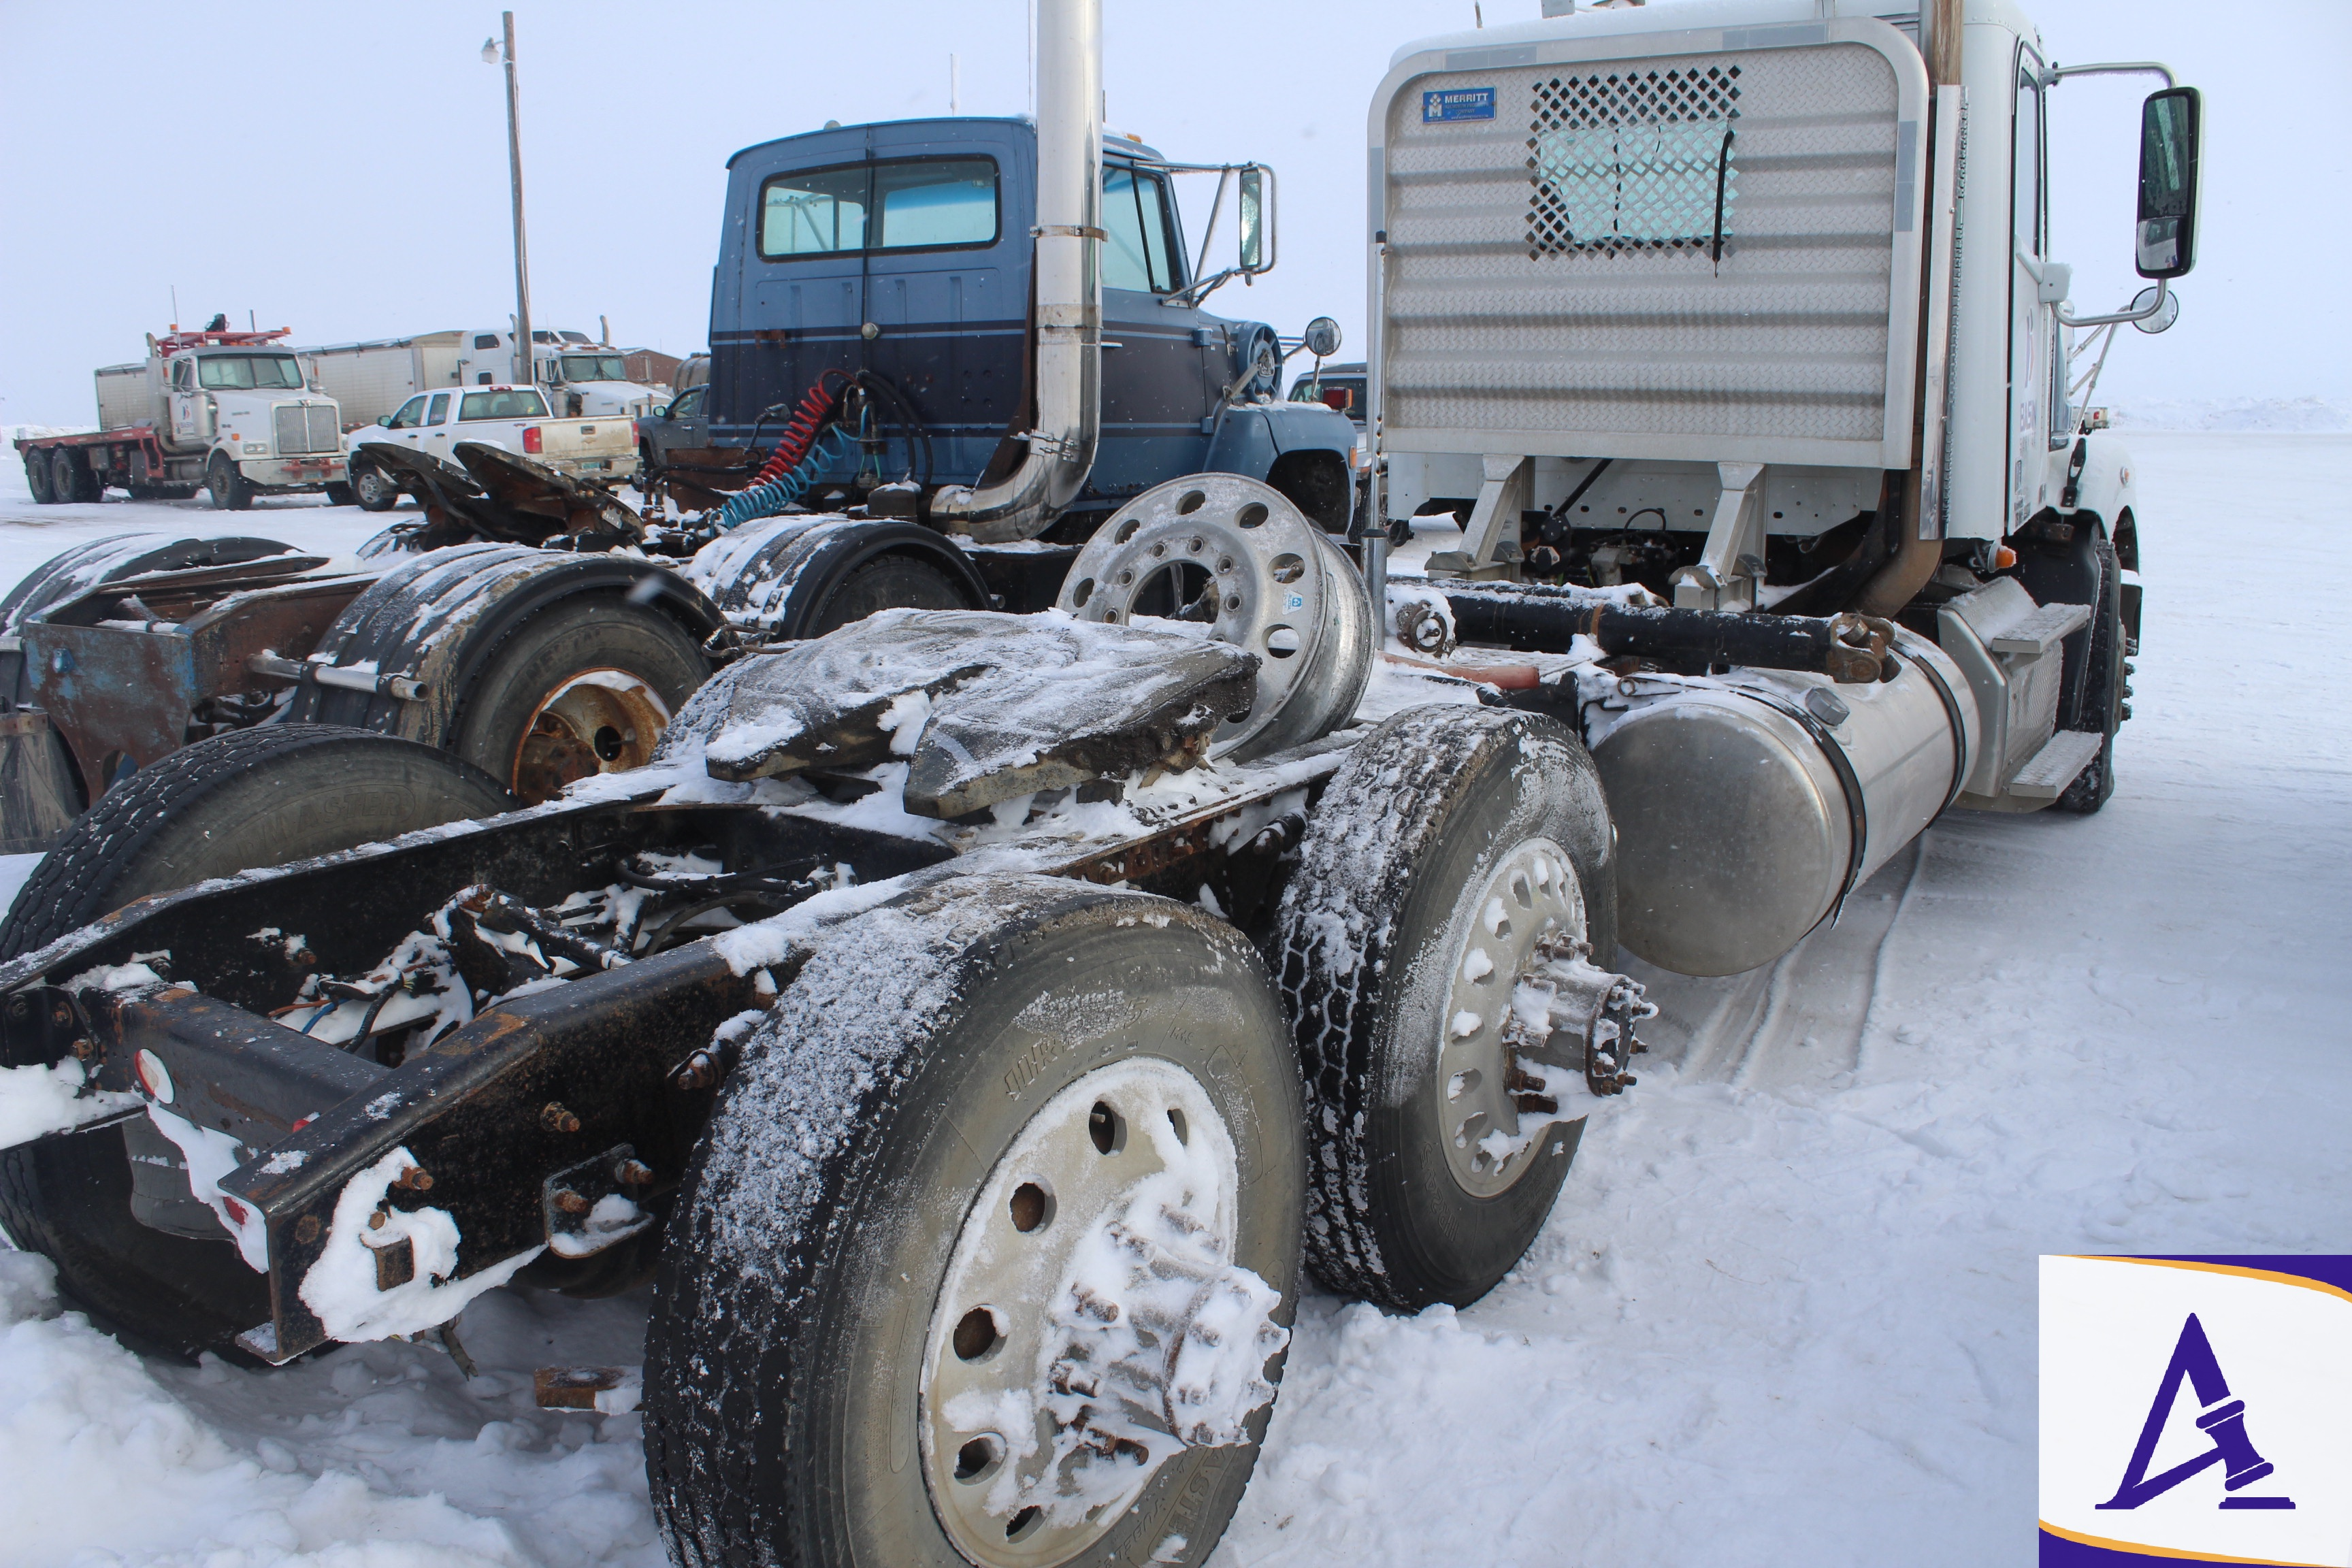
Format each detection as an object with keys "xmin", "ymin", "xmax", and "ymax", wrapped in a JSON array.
[{"xmin": 344, "ymin": 383, "xmax": 635, "ymax": 510}]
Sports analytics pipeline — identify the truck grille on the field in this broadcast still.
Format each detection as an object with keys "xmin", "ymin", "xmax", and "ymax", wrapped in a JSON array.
[{"xmin": 274, "ymin": 404, "xmax": 341, "ymax": 454}]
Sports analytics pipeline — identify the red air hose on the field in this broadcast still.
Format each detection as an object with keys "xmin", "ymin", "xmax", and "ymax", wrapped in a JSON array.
[{"xmin": 753, "ymin": 373, "xmax": 845, "ymax": 485}]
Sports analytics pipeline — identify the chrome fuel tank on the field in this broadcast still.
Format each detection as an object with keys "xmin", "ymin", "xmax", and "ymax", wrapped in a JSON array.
[{"xmin": 1590, "ymin": 629, "xmax": 1976, "ymax": 977}]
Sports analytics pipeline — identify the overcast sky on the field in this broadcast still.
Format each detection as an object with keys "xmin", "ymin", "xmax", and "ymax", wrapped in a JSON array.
[{"xmin": 3, "ymin": 0, "xmax": 2345, "ymax": 429}]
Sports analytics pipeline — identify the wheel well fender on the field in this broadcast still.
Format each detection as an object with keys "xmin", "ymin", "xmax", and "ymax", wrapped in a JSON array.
[
  {"xmin": 681, "ymin": 517, "xmax": 990, "ymax": 640},
  {"xmin": 291, "ymin": 544, "xmax": 722, "ymax": 743}
]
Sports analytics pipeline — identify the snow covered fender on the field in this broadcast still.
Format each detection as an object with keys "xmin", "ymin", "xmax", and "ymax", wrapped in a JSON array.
[
  {"xmin": 679, "ymin": 514, "xmax": 990, "ymax": 638},
  {"xmin": 284, "ymin": 543, "xmax": 723, "ymax": 745}
]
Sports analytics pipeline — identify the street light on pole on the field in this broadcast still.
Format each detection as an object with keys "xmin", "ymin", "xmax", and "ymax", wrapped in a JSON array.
[{"xmin": 483, "ymin": 14, "xmax": 533, "ymax": 387}]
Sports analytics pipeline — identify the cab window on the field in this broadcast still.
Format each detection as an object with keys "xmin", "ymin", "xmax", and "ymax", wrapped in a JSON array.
[
  {"xmin": 760, "ymin": 163, "xmax": 870, "ymax": 257},
  {"xmin": 197, "ymin": 354, "xmax": 305, "ymax": 391},
  {"xmin": 473, "ymin": 333, "xmax": 501, "ymax": 350},
  {"xmin": 1102, "ymin": 165, "xmax": 1181, "ymax": 293},
  {"xmin": 388, "ymin": 395, "xmax": 428, "ymax": 430},
  {"xmin": 2013, "ymin": 67, "xmax": 2044, "ymax": 257},
  {"xmin": 759, "ymin": 157, "xmax": 999, "ymax": 258},
  {"xmin": 670, "ymin": 386, "xmax": 706, "ymax": 419},
  {"xmin": 461, "ymin": 389, "xmax": 549, "ymax": 421},
  {"xmin": 426, "ymin": 393, "xmax": 451, "ymax": 425}
]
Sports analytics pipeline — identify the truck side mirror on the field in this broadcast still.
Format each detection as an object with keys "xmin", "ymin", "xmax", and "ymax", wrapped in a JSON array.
[
  {"xmin": 1302, "ymin": 316, "xmax": 1342, "ymax": 359},
  {"xmin": 2135, "ymin": 86, "xmax": 2201, "ymax": 278},
  {"xmin": 376, "ymin": 415, "xmax": 391, "ymax": 427},
  {"xmin": 1239, "ymin": 165, "xmax": 1275, "ymax": 275}
]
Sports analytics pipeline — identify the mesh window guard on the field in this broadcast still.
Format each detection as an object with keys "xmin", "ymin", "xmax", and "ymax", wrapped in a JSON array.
[{"xmin": 1527, "ymin": 65, "xmax": 1741, "ymax": 258}]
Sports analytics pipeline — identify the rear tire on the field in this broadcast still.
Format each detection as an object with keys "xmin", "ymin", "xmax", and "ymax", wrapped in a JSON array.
[
  {"xmin": 646, "ymin": 875, "xmax": 1303, "ymax": 1568},
  {"xmin": 322, "ymin": 480, "xmax": 357, "ymax": 507},
  {"xmin": 52, "ymin": 448, "xmax": 96, "ymax": 504},
  {"xmin": 1273, "ymin": 705, "xmax": 1618, "ymax": 1311},
  {"xmin": 0, "ymin": 725, "xmax": 512, "ymax": 1361},
  {"xmin": 446, "ymin": 593, "xmax": 709, "ymax": 803},
  {"xmin": 24, "ymin": 451, "xmax": 56, "ymax": 504},
  {"xmin": 351, "ymin": 458, "xmax": 400, "ymax": 512},
  {"xmin": 206, "ymin": 454, "xmax": 254, "ymax": 512},
  {"xmin": 804, "ymin": 552, "xmax": 972, "ymax": 636}
]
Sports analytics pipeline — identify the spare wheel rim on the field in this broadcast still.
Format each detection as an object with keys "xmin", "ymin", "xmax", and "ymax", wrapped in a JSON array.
[{"xmin": 509, "ymin": 666, "xmax": 672, "ymax": 804}]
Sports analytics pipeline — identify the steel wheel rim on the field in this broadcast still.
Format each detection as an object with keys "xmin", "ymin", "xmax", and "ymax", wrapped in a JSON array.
[
  {"xmin": 1060, "ymin": 475, "xmax": 1354, "ymax": 758},
  {"xmin": 1433, "ymin": 835, "xmax": 1586, "ymax": 1198},
  {"xmin": 919, "ymin": 1056, "xmax": 1246, "ymax": 1568},
  {"xmin": 508, "ymin": 667, "xmax": 672, "ymax": 804}
]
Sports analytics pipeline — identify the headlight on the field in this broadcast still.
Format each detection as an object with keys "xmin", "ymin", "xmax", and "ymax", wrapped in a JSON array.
[{"xmin": 243, "ymin": 442, "xmax": 270, "ymax": 455}]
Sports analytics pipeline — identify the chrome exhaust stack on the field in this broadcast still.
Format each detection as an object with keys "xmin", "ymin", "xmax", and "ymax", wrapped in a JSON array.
[{"xmin": 930, "ymin": 0, "xmax": 1102, "ymax": 543}]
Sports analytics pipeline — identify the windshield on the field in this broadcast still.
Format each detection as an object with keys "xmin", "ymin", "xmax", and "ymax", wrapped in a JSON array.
[
  {"xmin": 197, "ymin": 354, "xmax": 305, "ymax": 391},
  {"xmin": 559, "ymin": 354, "xmax": 630, "ymax": 383},
  {"xmin": 460, "ymin": 389, "xmax": 549, "ymax": 421}
]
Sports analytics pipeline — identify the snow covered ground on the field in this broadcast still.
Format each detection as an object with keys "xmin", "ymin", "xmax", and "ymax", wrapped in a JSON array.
[{"xmin": 1, "ymin": 433, "xmax": 2347, "ymax": 1567}]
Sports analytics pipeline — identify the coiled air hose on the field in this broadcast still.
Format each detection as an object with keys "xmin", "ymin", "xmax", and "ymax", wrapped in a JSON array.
[{"xmin": 716, "ymin": 424, "xmax": 855, "ymax": 532}]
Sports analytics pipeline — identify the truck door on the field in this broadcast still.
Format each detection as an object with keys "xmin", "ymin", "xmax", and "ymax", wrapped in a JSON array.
[
  {"xmin": 419, "ymin": 393, "xmax": 455, "ymax": 459},
  {"xmin": 2007, "ymin": 50, "xmax": 2055, "ymax": 529},
  {"xmin": 1092, "ymin": 160, "xmax": 1219, "ymax": 509},
  {"xmin": 168, "ymin": 357, "xmax": 202, "ymax": 445}
]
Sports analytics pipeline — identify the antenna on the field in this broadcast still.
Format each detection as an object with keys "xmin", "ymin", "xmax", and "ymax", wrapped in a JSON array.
[
  {"xmin": 950, "ymin": 53, "xmax": 959, "ymax": 114},
  {"xmin": 170, "ymin": 284, "xmax": 179, "ymax": 330}
]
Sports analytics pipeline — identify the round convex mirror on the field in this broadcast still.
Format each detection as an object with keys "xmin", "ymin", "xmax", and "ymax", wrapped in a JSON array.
[
  {"xmin": 2130, "ymin": 284, "xmax": 2181, "ymax": 335},
  {"xmin": 1302, "ymin": 315, "xmax": 1343, "ymax": 359}
]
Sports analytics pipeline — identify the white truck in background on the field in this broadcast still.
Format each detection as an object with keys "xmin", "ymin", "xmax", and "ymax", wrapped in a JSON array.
[
  {"xmin": 342, "ymin": 383, "xmax": 637, "ymax": 510},
  {"xmin": 15, "ymin": 327, "xmax": 350, "ymax": 510},
  {"xmin": 454, "ymin": 327, "xmax": 668, "ymax": 417}
]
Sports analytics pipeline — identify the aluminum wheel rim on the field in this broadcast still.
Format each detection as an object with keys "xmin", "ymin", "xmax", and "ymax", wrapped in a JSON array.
[
  {"xmin": 509, "ymin": 667, "xmax": 672, "ymax": 804},
  {"xmin": 920, "ymin": 1056, "xmax": 1241, "ymax": 1568},
  {"xmin": 1434, "ymin": 836, "xmax": 1586, "ymax": 1198},
  {"xmin": 1058, "ymin": 475, "xmax": 1368, "ymax": 759}
]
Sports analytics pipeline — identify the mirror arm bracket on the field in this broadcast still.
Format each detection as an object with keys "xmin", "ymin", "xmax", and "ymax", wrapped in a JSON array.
[
  {"xmin": 2043, "ymin": 60, "xmax": 2176, "ymax": 88},
  {"xmin": 2057, "ymin": 276, "xmax": 2168, "ymax": 330}
]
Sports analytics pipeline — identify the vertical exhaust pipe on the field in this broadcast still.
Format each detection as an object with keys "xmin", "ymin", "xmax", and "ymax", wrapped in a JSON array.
[
  {"xmin": 926, "ymin": 0, "xmax": 1100, "ymax": 545},
  {"xmin": 931, "ymin": 0, "xmax": 1102, "ymax": 543}
]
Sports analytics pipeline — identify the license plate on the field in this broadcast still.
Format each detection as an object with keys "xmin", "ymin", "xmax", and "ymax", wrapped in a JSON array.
[{"xmin": 578, "ymin": 459, "xmax": 607, "ymax": 471}]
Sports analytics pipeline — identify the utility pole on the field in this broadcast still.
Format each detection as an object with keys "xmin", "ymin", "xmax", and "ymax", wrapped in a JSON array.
[{"xmin": 485, "ymin": 13, "xmax": 534, "ymax": 387}]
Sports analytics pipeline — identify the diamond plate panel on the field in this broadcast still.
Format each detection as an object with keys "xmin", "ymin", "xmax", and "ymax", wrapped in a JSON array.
[{"xmin": 1383, "ymin": 40, "xmax": 1907, "ymax": 455}]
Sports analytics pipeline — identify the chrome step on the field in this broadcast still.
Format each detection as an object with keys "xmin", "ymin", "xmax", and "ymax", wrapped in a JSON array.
[{"xmin": 2005, "ymin": 728, "xmax": 2104, "ymax": 799}]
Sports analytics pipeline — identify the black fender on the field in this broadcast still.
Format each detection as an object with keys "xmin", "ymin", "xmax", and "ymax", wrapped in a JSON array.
[
  {"xmin": 288, "ymin": 544, "xmax": 723, "ymax": 744},
  {"xmin": 679, "ymin": 516, "xmax": 991, "ymax": 639}
]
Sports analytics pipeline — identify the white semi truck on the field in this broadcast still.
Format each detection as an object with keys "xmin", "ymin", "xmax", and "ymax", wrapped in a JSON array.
[
  {"xmin": 15, "ymin": 327, "xmax": 351, "ymax": 510},
  {"xmin": 303, "ymin": 327, "xmax": 666, "ymax": 432},
  {"xmin": 0, "ymin": 3, "xmax": 2202, "ymax": 1565}
]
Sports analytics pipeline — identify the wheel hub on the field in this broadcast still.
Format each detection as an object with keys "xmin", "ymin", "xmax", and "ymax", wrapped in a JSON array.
[
  {"xmin": 510, "ymin": 668, "xmax": 671, "ymax": 804},
  {"xmin": 921, "ymin": 1057, "xmax": 1287, "ymax": 1567},
  {"xmin": 1433, "ymin": 836, "xmax": 1643, "ymax": 1198}
]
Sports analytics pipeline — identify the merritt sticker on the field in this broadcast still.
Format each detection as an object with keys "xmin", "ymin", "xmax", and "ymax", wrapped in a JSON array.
[{"xmin": 1422, "ymin": 86, "xmax": 1497, "ymax": 123}]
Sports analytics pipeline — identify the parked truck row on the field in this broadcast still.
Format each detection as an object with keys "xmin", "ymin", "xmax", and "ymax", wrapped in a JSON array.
[{"xmin": 0, "ymin": 2, "xmax": 2200, "ymax": 1564}]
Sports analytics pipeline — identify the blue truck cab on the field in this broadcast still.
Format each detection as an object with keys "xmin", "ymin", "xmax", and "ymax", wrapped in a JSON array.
[{"xmin": 707, "ymin": 117, "xmax": 1359, "ymax": 536}]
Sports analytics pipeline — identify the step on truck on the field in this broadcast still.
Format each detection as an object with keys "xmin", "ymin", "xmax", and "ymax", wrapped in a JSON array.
[
  {"xmin": 0, "ymin": 2, "xmax": 2199, "ymax": 1563},
  {"xmin": 14, "ymin": 325, "xmax": 352, "ymax": 512}
]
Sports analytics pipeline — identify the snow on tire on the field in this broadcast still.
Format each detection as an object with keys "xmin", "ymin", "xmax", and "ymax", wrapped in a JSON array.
[
  {"xmin": 644, "ymin": 873, "xmax": 1303, "ymax": 1568},
  {"xmin": 1273, "ymin": 704, "xmax": 1618, "ymax": 1311}
]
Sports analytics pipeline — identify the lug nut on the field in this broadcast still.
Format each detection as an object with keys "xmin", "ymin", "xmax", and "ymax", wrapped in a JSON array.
[
  {"xmin": 295, "ymin": 1214, "xmax": 323, "ymax": 1244},
  {"xmin": 615, "ymin": 1159, "xmax": 654, "ymax": 1187},
  {"xmin": 553, "ymin": 1188, "xmax": 591, "ymax": 1215},
  {"xmin": 541, "ymin": 1102, "xmax": 581, "ymax": 1134},
  {"xmin": 391, "ymin": 1165, "xmax": 434, "ymax": 1192}
]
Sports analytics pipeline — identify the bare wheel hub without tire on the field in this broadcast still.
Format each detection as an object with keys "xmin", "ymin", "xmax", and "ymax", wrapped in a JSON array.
[
  {"xmin": 921, "ymin": 1056, "xmax": 1288, "ymax": 1567},
  {"xmin": 1435, "ymin": 837, "xmax": 1652, "ymax": 1198},
  {"xmin": 510, "ymin": 668, "xmax": 671, "ymax": 804},
  {"xmin": 1058, "ymin": 474, "xmax": 1372, "ymax": 760}
]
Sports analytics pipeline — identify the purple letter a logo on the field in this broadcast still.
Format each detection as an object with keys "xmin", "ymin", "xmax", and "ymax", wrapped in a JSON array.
[{"xmin": 2097, "ymin": 1313, "xmax": 2295, "ymax": 1512}]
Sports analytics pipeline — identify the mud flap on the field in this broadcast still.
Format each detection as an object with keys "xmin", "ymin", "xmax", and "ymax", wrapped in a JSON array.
[{"xmin": 0, "ymin": 711, "xmax": 82, "ymax": 855}]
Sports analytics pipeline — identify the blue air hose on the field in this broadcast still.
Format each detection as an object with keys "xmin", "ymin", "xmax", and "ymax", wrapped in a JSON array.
[{"xmin": 715, "ymin": 424, "xmax": 853, "ymax": 532}]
